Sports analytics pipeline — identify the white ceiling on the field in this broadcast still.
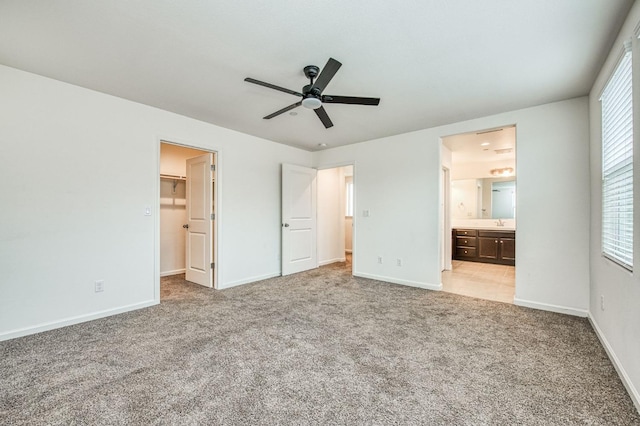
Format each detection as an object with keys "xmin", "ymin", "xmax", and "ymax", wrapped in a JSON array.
[
  {"xmin": 443, "ymin": 126, "xmax": 516, "ymax": 179},
  {"xmin": 0, "ymin": 1, "xmax": 632, "ymax": 151}
]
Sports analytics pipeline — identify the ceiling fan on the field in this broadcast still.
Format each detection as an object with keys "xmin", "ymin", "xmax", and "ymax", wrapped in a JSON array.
[{"xmin": 244, "ymin": 58, "xmax": 380, "ymax": 129}]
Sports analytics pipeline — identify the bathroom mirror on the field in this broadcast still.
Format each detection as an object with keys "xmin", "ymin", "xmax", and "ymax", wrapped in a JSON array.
[{"xmin": 451, "ymin": 177, "xmax": 515, "ymax": 220}]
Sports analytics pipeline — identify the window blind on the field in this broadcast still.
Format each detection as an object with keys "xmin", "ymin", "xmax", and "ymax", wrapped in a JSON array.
[{"xmin": 601, "ymin": 48, "xmax": 633, "ymax": 270}]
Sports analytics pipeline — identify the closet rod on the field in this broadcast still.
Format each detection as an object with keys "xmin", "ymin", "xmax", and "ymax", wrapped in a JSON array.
[{"xmin": 160, "ymin": 174, "xmax": 186, "ymax": 181}]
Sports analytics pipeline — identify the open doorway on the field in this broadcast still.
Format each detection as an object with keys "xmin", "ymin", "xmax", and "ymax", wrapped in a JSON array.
[
  {"xmin": 159, "ymin": 141, "xmax": 218, "ymax": 294},
  {"xmin": 440, "ymin": 126, "xmax": 516, "ymax": 304},
  {"xmin": 316, "ymin": 165, "xmax": 354, "ymax": 273}
]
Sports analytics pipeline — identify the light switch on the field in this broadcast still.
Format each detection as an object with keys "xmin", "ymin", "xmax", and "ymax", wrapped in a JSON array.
[{"xmin": 363, "ymin": 209, "xmax": 370, "ymax": 217}]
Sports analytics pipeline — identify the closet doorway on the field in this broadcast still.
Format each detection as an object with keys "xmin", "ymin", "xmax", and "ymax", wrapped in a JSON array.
[{"xmin": 159, "ymin": 141, "xmax": 218, "ymax": 289}]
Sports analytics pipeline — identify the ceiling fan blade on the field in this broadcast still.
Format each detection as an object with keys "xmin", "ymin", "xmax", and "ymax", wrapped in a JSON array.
[
  {"xmin": 314, "ymin": 106, "xmax": 334, "ymax": 128},
  {"xmin": 245, "ymin": 78, "xmax": 303, "ymax": 97},
  {"xmin": 263, "ymin": 101, "xmax": 302, "ymax": 119},
  {"xmin": 313, "ymin": 58, "xmax": 342, "ymax": 94},
  {"xmin": 322, "ymin": 95, "xmax": 380, "ymax": 105}
]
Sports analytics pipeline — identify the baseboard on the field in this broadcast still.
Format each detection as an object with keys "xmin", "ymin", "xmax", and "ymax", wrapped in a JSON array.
[
  {"xmin": 0, "ymin": 300, "xmax": 158, "ymax": 342},
  {"xmin": 588, "ymin": 313, "xmax": 640, "ymax": 413},
  {"xmin": 319, "ymin": 257, "xmax": 346, "ymax": 266},
  {"xmin": 513, "ymin": 298, "xmax": 588, "ymax": 317},
  {"xmin": 354, "ymin": 272, "xmax": 442, "ymax": 291},
  {"xmin": 160, "ymin": 268, "xmax": 185, "ymax": 277},
  {"xmin": 218, "ymin": 272, "xmax": 281, "ymax": 290}
]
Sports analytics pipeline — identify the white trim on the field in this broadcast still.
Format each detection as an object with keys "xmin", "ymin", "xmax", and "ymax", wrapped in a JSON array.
[
  {"xmin": 513, "ymin": 298, "xmax": 588, "ymax": 317},
  {"xmin": 217, "ymin": 272, "xmax": 281, "ymax": 290},
  {"xmin": 154, "ymin": 137, "xmax": 161, "ymax": 303},
  {"xmin": 598, "ymin": 42, "xmax": 632, "ymax": 100},
  {"xmin": 588, "ymin": 313, "xmax": 640, "ymax": 413},
  {"xmin": 355, "ymin": 272, "xmax": 443, "ymax": 291},
  {"xmin": 319, "ymin": 257, "xmax": 346, "ymax": 266},
  {"xmin": 0, "ymin": 300, "xmax": 158, "ymax": 342},
  {"xmin": 160, "ymin": 269, "xmax": 185, "ymax": 277}
]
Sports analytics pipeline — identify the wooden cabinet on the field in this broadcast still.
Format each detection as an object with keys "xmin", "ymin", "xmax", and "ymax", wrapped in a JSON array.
[
  {"xmin": 453, "ymin": 228, "xmax": 515, "ymax": 266},
  {"xmin": 453, "ymin": 229, "xmax": 477, "ymax": 260}
]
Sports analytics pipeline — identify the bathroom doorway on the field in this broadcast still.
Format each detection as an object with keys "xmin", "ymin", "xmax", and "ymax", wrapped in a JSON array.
[{"xmin": 440, "ymin": 126, "xmax": 516, "ymax": 303}]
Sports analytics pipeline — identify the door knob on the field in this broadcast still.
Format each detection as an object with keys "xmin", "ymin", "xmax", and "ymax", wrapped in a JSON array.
[
  {"xmin": 183, "ymin": 224, "xmax": 189, "ymax": 229},
  {"xmin": 283, "ymin": 223, "xmax": 290, "ymax": 227}
]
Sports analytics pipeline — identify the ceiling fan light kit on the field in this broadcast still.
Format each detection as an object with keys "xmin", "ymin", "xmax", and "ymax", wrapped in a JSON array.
[
  {"xmin": 244, "ymin": 58, "xmax": 380, "ymax": 129},
  {"xmin": 301, "ymin": 97, "xmax": 322, "ymax": 109}
]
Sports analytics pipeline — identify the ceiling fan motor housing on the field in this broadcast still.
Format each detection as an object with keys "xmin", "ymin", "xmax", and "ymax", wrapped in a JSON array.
[
  {"xmin": 302, "ymin": 84, "xmax": 322, "ymax": 97},
  {"xmin": 303, "ymin": 65, "xmax": 319, "ymax": 79}
]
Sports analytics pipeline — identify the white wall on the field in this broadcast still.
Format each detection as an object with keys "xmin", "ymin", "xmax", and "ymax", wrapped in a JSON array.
[
  {"xmin": 451, "ymin": 179, "xmax": 480, "ymax": 219},
  {"xmin": 588, "ymin": 1, "xmax": 640, "ymax": 410},
  {"xmin": 317, "ymin": 167, "xmax": 346, "ymax": 265},
  {"xmin": 0, "ymin": 65, "xmax": 311, "ymax": 340},
  {"xmin": 451, "ymin": 159, "xmax": 515, "ymax": 180},
  {"xmin": 160, "ymin": 143, "xmax": 208, "ymax": 176},
  {"xmin": 160, "ymin": 178, "xmax": 186, "ymax": 275},
  {"xmin": 314, "ymin": 97, "xmax": 590, "ymax": 307}
]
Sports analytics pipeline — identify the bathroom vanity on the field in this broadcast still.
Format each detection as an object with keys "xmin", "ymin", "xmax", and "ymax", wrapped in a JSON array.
[{"xmin": 453, "ymin": 228, "xmax": 515, "ymax": 266}]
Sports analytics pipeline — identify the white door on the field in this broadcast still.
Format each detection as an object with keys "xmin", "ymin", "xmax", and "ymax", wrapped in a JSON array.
[
  {"xmin": 282, "ymin": 164, "xmax": 318, "ymax": 275},
  {"xmin": 185, "ymin": 153, "xmax": 213, "ymax": 287}
]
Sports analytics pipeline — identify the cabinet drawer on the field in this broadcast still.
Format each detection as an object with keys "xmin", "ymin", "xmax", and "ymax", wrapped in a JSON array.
[
  {"xmin": 456, "ymin": 229, "xmax": 477, "ymax": 237},
  {"xmin": 456, "ymin": 236, "xmax": 477, "ymax": 247},
  {"xmin": 478, "ymin": 230, "xmax": 515, "ymax": 239},
  {"xmin": 456, "ymin": 247, "xmax": 477, "ymax": 258}
]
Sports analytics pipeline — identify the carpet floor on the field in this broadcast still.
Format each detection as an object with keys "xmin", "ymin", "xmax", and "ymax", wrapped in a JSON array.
[{"xmin": 1, "ymin": 261, "xmax": 639, "ymax": 425}]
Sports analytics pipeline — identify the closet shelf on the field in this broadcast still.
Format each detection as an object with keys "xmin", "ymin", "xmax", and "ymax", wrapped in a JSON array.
[{"xmin": 160, "ymin": 174, "xmax": 186, "ymax": 181}]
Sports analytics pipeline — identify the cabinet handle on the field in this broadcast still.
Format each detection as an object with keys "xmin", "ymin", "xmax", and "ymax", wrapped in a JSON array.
[
  {"xmin": 500, "ymin": 241, "xmax": 503, "ymax": 244},
  {"xmin": 464, "ymin": 250, "xmax": 468, "ymax": 254},
  {"xmin": 464, "ymin": 240, "xmax": 467, "ymax": 243},
  {"xmin": 495, "ymin": 240, "xmax": 498, "ymax": 243}
]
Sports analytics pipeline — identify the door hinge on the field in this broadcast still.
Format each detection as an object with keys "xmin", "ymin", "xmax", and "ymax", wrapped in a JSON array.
[
  {"xmin": 211, "ymin": 262, "xmax": 215, "ymax": 269},
  {"xmin": 211, "ymin": 213, "xmax": 215, "ymax": 220},
  {"xmin": 211, "ymin": 164, "xmax": 216, "ymax": 171}
]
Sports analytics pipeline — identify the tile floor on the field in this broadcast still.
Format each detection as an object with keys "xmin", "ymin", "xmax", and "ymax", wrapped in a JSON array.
[{"xmin": 441, "ymin": 260, "xmax": 515, "ymax": 304}]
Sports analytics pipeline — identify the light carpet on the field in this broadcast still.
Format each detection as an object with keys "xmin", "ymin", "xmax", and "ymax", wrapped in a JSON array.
[{"xmin": 1, "ymin": 261, "xmax": 639, "ymax": 425}]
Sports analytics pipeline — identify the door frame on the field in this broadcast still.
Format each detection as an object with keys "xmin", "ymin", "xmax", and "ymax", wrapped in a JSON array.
[
  {"xmin": 441, "ymin": 166, "xmax": 452, "ymax": 271},
  {"xmin": 316, "ymin": 161, "xmax": 356, "ymax": 275},
  {"xmin": 155, "ymin": 137, "xmax": 221, "ymax": 302}
]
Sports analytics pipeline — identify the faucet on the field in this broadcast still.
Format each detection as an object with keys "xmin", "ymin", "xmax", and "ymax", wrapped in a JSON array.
[{"xmin": 496, "ymin": 218, "xmax": 505, "ymax": 227}]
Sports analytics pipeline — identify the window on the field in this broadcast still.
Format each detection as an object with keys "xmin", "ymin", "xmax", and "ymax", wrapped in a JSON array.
[
  {"xmin": 601, "ymin": 44, "xmax": 633, "ymax": 270},
  {"xmin": 345, "ymin": 180, "xmax": 354, "ymax": 217}
]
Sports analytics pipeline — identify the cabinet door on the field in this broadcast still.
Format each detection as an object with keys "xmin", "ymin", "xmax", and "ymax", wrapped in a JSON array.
[
  {"xmin": 500, "ymin": 238, "xmax": 515, "ymax": 261},
  {"xmin": 478, "ymin": 237, "xmax": 499, "ymax": 259}
]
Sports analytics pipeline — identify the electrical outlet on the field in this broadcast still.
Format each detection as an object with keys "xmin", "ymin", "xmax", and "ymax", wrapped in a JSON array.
[
  {"xmin": 363, "ymin": 209, "xmax": 370, "ymax": 217},
  {"xmin": 397, "ymin": 258, "xmax": 402, "ymax": 266},
  {"xmin": 95, "ymin": 280, "xmax": 104, "ymax": 293},
  {"xmin": 600, "ymin": 295, "xmax": 605, "ymax": 311},
  {"xmin": 377, "ymin": 256, "xmax": 383, "ymax": 264}
]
